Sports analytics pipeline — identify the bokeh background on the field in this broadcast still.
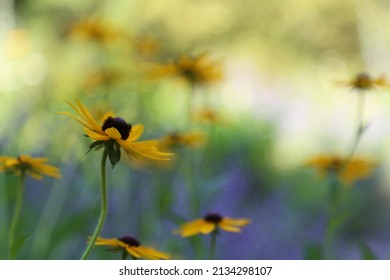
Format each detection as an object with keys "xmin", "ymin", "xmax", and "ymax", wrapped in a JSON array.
[{"xmin": 1, "ymin": 0, "xmax": 390, "ymax": 259}]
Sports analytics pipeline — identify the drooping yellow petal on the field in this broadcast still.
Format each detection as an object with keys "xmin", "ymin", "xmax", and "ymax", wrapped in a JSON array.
[
  {"xmin": 126, "ymin": 247, "xmax": 142, "ymax": 258},
  {"xmin": 135, "ymin": 246, "xmax": 170, "ymax": 260},
  {"xmin": 218, "ymin": 224, "xmax": 242, "ymax": 233},
  {"xmin": 104, "ymin": 127, "xmax": 122, "ymax": 140},
  {"xmin": 118, "ymin": 139, "xmax": 172, "ymax": 161}
]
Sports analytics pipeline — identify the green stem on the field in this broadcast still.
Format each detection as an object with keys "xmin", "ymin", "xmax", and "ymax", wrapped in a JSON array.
[
  {"xmin": 81, "ymin": 149, "xmax": 108, "ymax": 260},
  {"xmin": 121, "ymin": 249, "xmax": 128, "ymax": 260},
  {"xmin": 8, "ymin": 172, "xmax": 25, "ymax": 259},
  {"xmin": 209, "ymin": 230, "xmax": 218, "ymax": 260},
  {"xmin": 347, "ymin": 91, "xmax": 366, "ymax": 161},
  {"xmin": 323, "ymin": 173, "xmax": 340, "ymax": 259}
]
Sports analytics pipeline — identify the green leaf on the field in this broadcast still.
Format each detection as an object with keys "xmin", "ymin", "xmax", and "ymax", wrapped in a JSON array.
[
  {"xmin": 358, "ymin": 242, "xmax": 376, "ymax": 260},
  {"xmin": 304, "ymin": 244, "xmax": 323, "ymax": 260},
  {"xmin": 10, "ymin": 235, "xmax": 30, "ymax": 259}
]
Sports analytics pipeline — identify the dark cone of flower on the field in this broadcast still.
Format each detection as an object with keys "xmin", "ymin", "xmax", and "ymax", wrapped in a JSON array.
[
  {"xmin": 102, "ymin": 117, "xmax": 132, "ymax": 140},
  {"xmin": 118, "ymin": 235, "xmax": 140, "ymax": 247}
]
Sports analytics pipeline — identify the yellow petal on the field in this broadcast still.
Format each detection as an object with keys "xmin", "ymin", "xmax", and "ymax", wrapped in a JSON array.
[
  {"xmin": 104, "ymin": 127, "xmax": 121, "ymax": 140},
  {"xmin": 127, "ymin": 247, "xmax": 141, "ymax": 258},
  {"xmin": 84, "ymin": 128, "xmax": 110, "ymax": 141},
  {"xmin": 76, "ymin": 99, "xmax": 101, "ymax": 132},
  {"xmin": 218, "ymin": 224, "xmax": 242, "ymax": 233},
  {"xmin": 199, "ymin": 223, "xmax": 216, "ymax": 235},
  {"xmin": 128, "ymin": 124, "xmax": 144, "ymax": 142}
]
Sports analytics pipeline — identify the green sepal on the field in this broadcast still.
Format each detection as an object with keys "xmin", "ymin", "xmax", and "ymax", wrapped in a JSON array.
[
  {"xmin": 86, "ymin": 140, "xmax": 105, "ymax": 154},
  {"xmin": 10, "ymin": 235, "xmax": 30, "ymax": 260},
  {"xmin": 105, "ymin": 141, "xmax": 119, "ymax": 168},
  {"xmin": 114, "ymin": 142, "xmax": 121, "ymax": 163}
]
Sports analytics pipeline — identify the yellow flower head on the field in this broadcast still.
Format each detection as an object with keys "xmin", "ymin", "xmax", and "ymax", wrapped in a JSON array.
[
  {"xmin": 68, "ymin": 18, "xmax": 120, "ymax": 44},
  {"xmin": 337, "ymin": 73, "xmax": 388, "ymax": 91},
  {"xmin": 174, "ymin": 213, "xmax": 251, "ymax": 238},
  {"xmin": 158, "ymin": 131, "xmax": 207, "ymax": 151},
  {"xmin": 305, "ymin": 155, "xmax": 376, "ymax": 185},
  {"xmin": 149, "ymin": 53, "xmax": 222, "ymax": 86},
  {"xmin": 58, "ymin": 100, "xmax": 173, "ymax": 167},
  {"xmin": 94, "ymin": 235, "xmax": 170, "ymax": 260},
  {"xmin": 0, "ymin": 155, "xmax": 61, "ymax": 180}
]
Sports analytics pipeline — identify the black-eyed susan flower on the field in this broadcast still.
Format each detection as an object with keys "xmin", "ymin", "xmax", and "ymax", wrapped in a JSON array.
[
  {"xmin": 0, "ymin": 154, "xmax": 60, "ymax": 259},
  {"xmin": 149, "ymin": 53, "xmax": 222, "ymax": 86},
  {"xmin": 94, "ymin": 236, "xmax": 170, "ymax": 260},
  {"xmin": 58, "ymin": 100, "xmax": 172, "ymax": 260},
  {"xmin": 0, "ymin": 155, "xmax": 61, "ymax": 180},
  {"xmin": 58, "ymin": 99, "xmax": 173, "ymax": 167},
  {"xmin": 174, "ymin": 213, "xmax": 251, "ymax": 238},
  {"xmin": 337, "ymin": 73, "xmax": 388, "ymax": 91},
  {"xmin": 305, "ymin": 155, "xmax": 376, "ymax": 185}
]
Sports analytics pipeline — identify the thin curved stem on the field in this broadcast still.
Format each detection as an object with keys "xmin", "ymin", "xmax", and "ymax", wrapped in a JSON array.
[
  {"xmin": 209, "ymin": 230, "xmax": 218, "ymax": 260},
  {"xmin": 8, "ymin": 172, "xmax": 25, "ymax": 259},
  {"xmin": 81, "ymin": 149, "xmax": 108, "ymax": 260},
  {"xmin": 347, "ymin": 91, "xmax": 366, "ymax": 161}
]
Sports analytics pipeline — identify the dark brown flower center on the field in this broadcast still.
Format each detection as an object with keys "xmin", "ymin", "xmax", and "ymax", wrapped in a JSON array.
[
  {"xmin": 204, "ymin": 213, "xmax": 223, "ymax": 224},
  {"xmin": 355, "ymin": 73, "xmax": 372, "ymax": 89},
  {"xmin": 102, "ymin": 117, "xmax": 132, "ymax": 140},
  {"xmin": 118, "ymin": 235, "xmax": 140, "ymax": 247}
]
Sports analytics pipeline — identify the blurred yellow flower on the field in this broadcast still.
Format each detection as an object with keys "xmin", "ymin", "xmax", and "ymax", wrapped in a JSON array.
[
  {"xmin": 149, "ymin": 53, "xmax": 222, "ymax": 85},
  {"xmin": 94, "ymin": 236, "xmax": 170, "ymax": 260},
  {"xmin": 174, "ymin": 213, "xmax": 251, "ymax": 237},
  {"xmin": 305, "ymin": 155, "xmax": 376, "ymax": 185},
  {"xmin": 68, "ymin": 18, "xmax": 121, "ymax": 44},
  {"xmin": 0, "ymin": 155, "xmax": 61, "ymax": 180},
  {"xmin": 337, "ymin": 73, "xmax": 388, "ymax": 91},
  {"xmin": 58, "ymin": 100, "xmax": 173, "ymax": 166},
  {"xmin": 193, "ymin": 108, "xmax": 224, "ymax": 124},
  {"xmin": 158, "ymin": 131, "xmax": 207, "ymax": 151}
]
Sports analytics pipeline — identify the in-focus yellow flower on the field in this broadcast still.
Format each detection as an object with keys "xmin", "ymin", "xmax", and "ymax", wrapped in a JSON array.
[
  {"xmin": 58, "ymin": 99, "xmax": 173, "ymax": 167},
  {"xmin": 337, "ymin": 73, "xmax": 388, "ymax": 91},
  {"xmin": 174, "ymin": 213, "xmax": 251, "ymax": 238},
  {"xmin": 68, "ymin": 18, "xmax": 121, "ymax": 44},
  {"xmin": 149, "ymin": 53, "xmax": 222, "ymax": 85},
  {"xmin": 305, "ymin": 155, "xmax": 376, "ymax": 185},
  {"xmin": 158, "ymin": 131, "xmax": 207, "ymax": 151},
  {"xmin": 94, "ymin": 236, "xmax": 170, "ymax": 260},
  {"xmin": 0, "ymin": 155, "xmax": 61, "ymax": 180}
]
